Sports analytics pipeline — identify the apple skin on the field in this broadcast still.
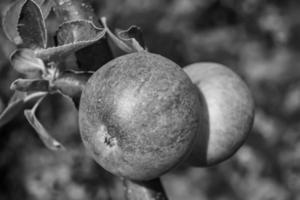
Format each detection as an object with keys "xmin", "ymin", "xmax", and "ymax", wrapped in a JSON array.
[
  {"xmin": 184, "ymin": 63, "xmax": 255, "ymax": 166},
  {"xmin": 79, "ymin": 52, "xmax": 203, "ymax": 180}
]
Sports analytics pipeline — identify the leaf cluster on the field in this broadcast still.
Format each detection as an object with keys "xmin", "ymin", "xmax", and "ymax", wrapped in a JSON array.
[{"xmin": 0, "ymin": 0, "xmax": 145, "ymax": 151}]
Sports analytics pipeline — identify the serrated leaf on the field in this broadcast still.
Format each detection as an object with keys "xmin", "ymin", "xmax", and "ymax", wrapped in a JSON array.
[
  {"xmin": 35, "ymin": 28, "xmax": 106, "ymax": 61},
  {"xmin": 56, "ymin": 20, "xmax": 103, "ymax": 45},
  {"xmin": 62, "ymin": 21, "xmax": 113, "ymax": 71},
  {"xmin": 56, "ymin": 18, "xmax": 113, "ymax": 71},
  {"xmin": 10, "ymin": 49, "xmax": 46, "ymax": 76},
  {"xmin": 54, "ymin": 70, "xmax": 93, "ymax": 107},
  {"xmin": 24, "ymin": 96, "xmax": 65, "ymax": 151},
  {"xmin": 101, "ymin": 17, "xmax": 145, "ymax": 57},
  {"xmin": 18, "ymin": 0, "xmax": 47, "ymax": 49},
  {"xmin": 2, "ymin": 0, "xmax": 26, "ymax": 45},
  {"xmin": 10, "ymin": 78, "xmax": 50, "ymax": 92},
  {"xmin": 0, "ymin": 91, "xmax": 46, "ymax": 127}
]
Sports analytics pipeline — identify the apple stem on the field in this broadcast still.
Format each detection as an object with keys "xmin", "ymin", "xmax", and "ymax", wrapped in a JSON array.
[{"xmin": 123, "ymin": 178, "xmax": 169, "ymax": 200}]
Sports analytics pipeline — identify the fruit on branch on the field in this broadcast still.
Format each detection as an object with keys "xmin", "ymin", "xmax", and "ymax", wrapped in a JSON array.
[
  {"xmin": 184, "ymin": 63, "xmax": 255, "ymax": 166},
  {"xmin": 79, "ymin": 52, "xmax": 203, "ymax": 180}
]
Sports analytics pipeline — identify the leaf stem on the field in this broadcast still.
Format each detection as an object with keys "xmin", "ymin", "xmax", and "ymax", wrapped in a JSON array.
[{"xmin": 123, "ymin": 178, "xmax": 169, "ymax": 200}]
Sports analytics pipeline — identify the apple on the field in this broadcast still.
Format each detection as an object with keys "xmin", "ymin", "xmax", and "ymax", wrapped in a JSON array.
[
  {"xmin": 79, "ymin": 52, "xmax": 203, "ymax": 180},
  {"xmin": 184, "ymin": 62, "xmax": 255, "ymax": 166}
]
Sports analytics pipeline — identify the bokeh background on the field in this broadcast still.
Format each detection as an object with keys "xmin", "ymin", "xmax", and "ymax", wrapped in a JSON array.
[{"xmin": 1, "ymin": 0, "xmax": 300, "ymax": 199}]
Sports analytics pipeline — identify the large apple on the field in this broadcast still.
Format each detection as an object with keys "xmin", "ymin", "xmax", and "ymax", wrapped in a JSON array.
[
  {"xmin": 79, "ymin": 52, "xmax": 203, "ymax": 180},
  {"xmin": 184, "ymin": 63, "xmax": 255, "ymax": 166}
]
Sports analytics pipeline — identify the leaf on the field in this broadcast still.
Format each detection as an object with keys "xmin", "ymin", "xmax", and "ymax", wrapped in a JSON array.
[
  {"xmin": 75, "ymin": 39, "xmax": 113, "ymax": 71},
  {"xmin": 0, "ymin": 91, "xmax": 26, "ymax": 127},
  {"xmin": 101, "ymin": 17, "xmax": 145, "ymax": 57},
  {"xmin": 56, "ymin": 20, "xmax": 103, "ymax": 45},
  {"xmin": 52, "ymin": 0, "xmax": 98, "ymax": 24},
  {"xmin": 10, "ymin": 79, "xmax": 50, "ymax": 92},
  {"xmin": 0, "ymin": 91, "xmax": 46, "ymax": 127},
  {"xmin": 55, "ymin": 14, "xmax": 113, "ymax": 71},
  {"xmin": 57, "ymin": 21, "xmax": 113, "ymax": 70},
  {"xmin": 117, "ymin": 26, "xmax": 146, "ymax": 49},
  {"xmin": 54, "ymin": 70, "xmax": 93, "ymax": 107},
  {"xmin": 54, "ymin": 70, "xmax": 92, "ymax": 97},
  {"xmin": 18, "ymin": 0, "xmax": 47, "ymax": 49},
  {"xmin": 35, "ymin": 28, "xmax": 106, "ymax": 61},
  {"xmin": 32, "ymin": 0, "xmax": 44, "ymax": 5},
  {"xmin": 10, "ymin": 49, "xmax": 46, "ymax": 75},
  {"xmin": 24, "ymin": 96, "xmax": 65, "ymax": 151},
  {"xmin": 2, "ymin": 0, "xmax": 26, "ymax": 45},
  {"xmin": 33, "ymin": 0, "xmax": 55, "ymax": 19}
]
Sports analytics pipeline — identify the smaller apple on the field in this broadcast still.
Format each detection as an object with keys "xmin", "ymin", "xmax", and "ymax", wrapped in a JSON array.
[{"xmin": 184, "ymin": 63, "xmax": 255, "ymax": 166}]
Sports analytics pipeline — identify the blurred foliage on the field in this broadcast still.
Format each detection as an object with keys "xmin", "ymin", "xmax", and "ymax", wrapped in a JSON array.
[{"xmin": 0, "ymin": 0, "xmax": 300, "ymax": 199}]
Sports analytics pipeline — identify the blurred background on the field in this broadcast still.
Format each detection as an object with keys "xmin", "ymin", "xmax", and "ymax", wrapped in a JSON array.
[{"xmin": 0, "ymin": 0, "xmax": 300, "ymax": 199}]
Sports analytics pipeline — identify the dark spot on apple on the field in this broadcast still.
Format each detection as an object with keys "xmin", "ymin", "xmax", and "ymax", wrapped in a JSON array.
[{"xmin": 104, "ymin": 136, "xmax": 116, "ymax": 147}]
